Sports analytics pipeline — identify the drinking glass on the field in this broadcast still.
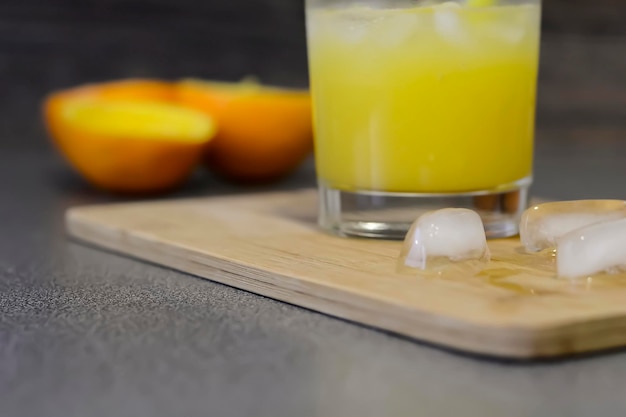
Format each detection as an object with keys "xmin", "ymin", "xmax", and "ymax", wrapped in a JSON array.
[{"xmin": 305, "ymin": 0, "xmax": 542, "ymax": 239}]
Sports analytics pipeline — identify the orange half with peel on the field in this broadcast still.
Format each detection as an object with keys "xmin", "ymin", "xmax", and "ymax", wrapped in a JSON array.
[
  {"xmin": 66, "ymin": 78, "xmax": 178, "ymax": 102},
  {"xmin": 176, "ymin": 78, "xmax": 313, "ymax": 183},
  {"xmin": 44, "ymin": 81, "xmax": 216, "ymax": 193}
]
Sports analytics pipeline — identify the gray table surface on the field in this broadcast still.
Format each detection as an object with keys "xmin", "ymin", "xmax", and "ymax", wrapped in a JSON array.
[{"xmin": 2, "ymin": 128, "xmax": 626, "ymax": 417}]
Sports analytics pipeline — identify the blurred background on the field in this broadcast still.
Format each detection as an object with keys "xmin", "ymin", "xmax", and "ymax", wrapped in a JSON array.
[{"xmin": 1, "ymin": 0, "xmax": 625, "ymax": 182}]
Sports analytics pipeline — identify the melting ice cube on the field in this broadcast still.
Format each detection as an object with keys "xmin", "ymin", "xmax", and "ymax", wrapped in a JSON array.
[
  {"xmin": 399, "ymin": 208, "xmax": 490, "ymax": 271},
  {"xmin": 434, "ymin": 2, "xmax": 467, "ymax": 45},
  {"xmin": 557, "ymin": 218, "xmax": 626, "ymax": 279},
  {"xmin": 520, "ymin": 200, "xmax": 626, "ymax": 253}
]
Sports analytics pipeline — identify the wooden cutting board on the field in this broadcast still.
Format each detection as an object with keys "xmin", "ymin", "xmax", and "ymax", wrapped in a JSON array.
[{"xmin": 66, "ymin": 189, "xmax": 626, "ymax": 359}]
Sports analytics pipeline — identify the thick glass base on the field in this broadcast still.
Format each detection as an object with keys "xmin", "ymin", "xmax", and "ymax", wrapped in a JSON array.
[{"xmin": 318, "ymin": 178, "xmax": 531, "ymax": 240}]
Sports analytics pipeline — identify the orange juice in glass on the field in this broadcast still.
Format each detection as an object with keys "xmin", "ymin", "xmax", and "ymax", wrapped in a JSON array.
[{"xmin": 306, "ymin": 0, "xmax": 541, "ymax": 238}]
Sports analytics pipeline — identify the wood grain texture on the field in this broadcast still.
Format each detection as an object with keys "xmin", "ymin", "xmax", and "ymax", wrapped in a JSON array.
[{"xmin": 66, "ymin": 189, "xmax": 626, "ymax": 358}]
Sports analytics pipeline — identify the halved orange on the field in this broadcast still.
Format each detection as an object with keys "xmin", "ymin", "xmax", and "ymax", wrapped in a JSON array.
[
  {"xmin": 176, "ymin": 78, "xmax": 313, "ymax": 183},
  {"xmin": 44, "ymin": 84, "xmax": 216, "ymax": 193},
  {"xmin": 57, "ymin": 78, "xmax": 177, "ymax": 103}
]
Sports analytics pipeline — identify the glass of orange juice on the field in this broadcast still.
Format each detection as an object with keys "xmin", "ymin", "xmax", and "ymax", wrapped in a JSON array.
[{"xmin": 306, "ymin": 0, "xmax": 541, "ymax": 239}]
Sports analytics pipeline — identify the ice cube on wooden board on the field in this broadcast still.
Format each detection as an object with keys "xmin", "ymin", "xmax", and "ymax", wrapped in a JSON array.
[
  {"xmin": 520, "ymin": 200, "xmax": 626, "ymax": 252},
  {"xmin": 399, "ymin": 208, "xmax": 489, "ymax": 271},
  {"xmin": 557, "ymin": 218, "xmax": 626, "ymax": 279}
]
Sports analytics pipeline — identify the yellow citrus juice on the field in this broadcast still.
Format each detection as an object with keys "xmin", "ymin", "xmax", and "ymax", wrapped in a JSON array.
[{"xmin": 307, "ymin": 3, "xmax": 541, "ymax": 193}]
